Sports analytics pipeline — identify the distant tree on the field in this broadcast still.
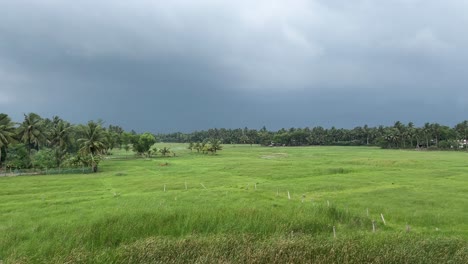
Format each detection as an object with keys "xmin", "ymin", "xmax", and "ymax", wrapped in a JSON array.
[
  {"xmin": 423, "ymin": 122, "xmax": 432, "ymax": 148},
  {"xmin": 194, "ymin": 142, "xmax": 201, "ymax": 153},
  {"xmin": 133, "ymin": 133, "xmax": 156, "ymax": 157},
  {"xmin": 17, "ymin": 113, "xmax": 47, "ymax": 164},
  {"xmin": 78, "ymin": 121, "xmax": 107, "ymax": 172},
  {"xmin": 455, "ymin": 121, "xmax": 468, "ymax": 150},
  {"xmin": 5, "ymin": 143, "xmax": 30, "ymax": 170},
  {"xmin": 240, "ymin": 135, "xmax": 249, "ymax": 144},
  {"xmin": 201, "ymin": 142, "xmax": 211, "ymax": 154},
  {"xmin": 159, "ymin": 147, "xmax": 171, "ymax": 156},
  {"xmin": 187, "ymin": 142, "xmax": 194, "ymax": 152},
  {"xmin": 108, "ymin": 124, "xmax": 124, "ymax": 148},
  {"xmin": 0, "ymin": 113, "xmax": 16, "ymax": 168},
  {"xmin": 123, "ymin": 144, "xmax": 131, "ymax": 154},
  {"xmin": 103, "ymin": 130, "xmax": 117, "ymax": 154},
  {"xmin": 32, "ymin": 148, "xmax": 56, "ymax": 169},
  {"xmin": 48, "ymin": 117, "xmax": 73, "ymax": 167},
  {"xmin": 208, "ymin": 139, "xmax": 223, "ymax": 153}
]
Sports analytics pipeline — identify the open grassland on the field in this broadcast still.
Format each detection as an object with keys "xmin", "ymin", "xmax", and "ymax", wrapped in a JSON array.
[{"xmin": 1, "ymin": 145, "xmax": 468, "ymax": 263}]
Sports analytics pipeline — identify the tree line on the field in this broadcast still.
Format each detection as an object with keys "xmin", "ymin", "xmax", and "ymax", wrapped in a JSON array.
[
  {"xmin": 159, "ymin": 121, "xmax": 468, "ymax": 150},
  {"xmin": 3, "ymin": 112, "xmax": 467, "ymax": 172},
  {"xmin": 0, "ymin": 113, "xmax": 169, "ymax": 172}
]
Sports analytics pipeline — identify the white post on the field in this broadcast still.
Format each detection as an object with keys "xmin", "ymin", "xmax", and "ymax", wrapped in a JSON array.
[
  {"xmin": 380, "ymin": 213, "xmax": 386, "ymax": 225},
  {"xmin": 333, "ymin": 226, "xmax": 336, "ymax": 238},
  {"xmin": 372, "ymin": 220, "xmax": 376, "ymax": 233},
  {"xmin": 254, "ymin": 183, "xmax": 257, "ymax": 190},
  {"xmin": 327, "ymin": 200, "xmax": 330, "ymax": 207},
  {"xmin": 287, "ymin": 191, "xmax": 291, "ymax": 200}
]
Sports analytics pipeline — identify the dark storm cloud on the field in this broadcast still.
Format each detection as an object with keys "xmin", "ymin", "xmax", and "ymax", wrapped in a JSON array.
[{"xmin": 1, "ymin": 0, "xmax": 468, "ymax": 132}]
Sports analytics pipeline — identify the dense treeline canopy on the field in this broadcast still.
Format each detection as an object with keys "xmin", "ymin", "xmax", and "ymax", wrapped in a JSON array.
[
  {"xmin": 0, "ymin": 113, "xmax": 160, "ymax": 172},
  {"xmin": 2, "ymin": 112, "xmax": 468, "ymax": 173},
  {"xmin": 158, "ymin": 122, "xmax": 468, "ymax": 150}
]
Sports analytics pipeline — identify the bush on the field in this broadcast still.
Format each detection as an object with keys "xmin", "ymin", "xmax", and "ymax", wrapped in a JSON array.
[
  {"xmin": 32, "ymin": 148, "xmax": 56, "ymax": 169},
  {"xmin": 5, "ymin": 144, "xmax": 30, "ymax": 169}
]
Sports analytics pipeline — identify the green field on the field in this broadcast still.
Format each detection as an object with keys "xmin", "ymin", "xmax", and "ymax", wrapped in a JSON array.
[{"xmin": 1, "ymin": 145, "xmax": 468, "ymax": 263}]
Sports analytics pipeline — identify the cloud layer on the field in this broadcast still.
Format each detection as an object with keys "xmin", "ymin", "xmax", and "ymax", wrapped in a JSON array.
[{"xmin": 1, "ymin": 1, "xmax": 467, "ymax": 132}]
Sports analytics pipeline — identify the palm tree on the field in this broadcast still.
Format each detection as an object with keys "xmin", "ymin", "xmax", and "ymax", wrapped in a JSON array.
[
  {"xmin": 0, "ymin": 113, "xmax": 17, "ymax": 168},
  {"xmin": 194, "ymin": 142, "xmax": 201, "ymax": 153},
  {"xmin": 187, "ymin": 142, "xmax": 194, "ymax": 152},
  {"xmin": 209, "ymin": 139, "xmax": 223, "ymax": 153},
  {"xmin": 406, "ymin": 122, "xmax": 415, "ymax": 148},
  {"xmin": 49, "ymin": 117, "xmax": 73, "ymax": 167},
  {"xmin": 393, "ymin": 121, "xmax": 406, "ymax": 148},
  {"xmin": 159, "ymin": 147, "xmax": 171, "ymax": 156},
  {"xmin": 423, "ymin": 122, "xmax": 432, "ymax": 148},
  {"xmin": 17, "ymin": 113, "xmax": 47, "ymax": 162},
  {"xmin": 455, "ymin": 120, "xmax": 468, "ymax": 150},
  {"xmin": 78, "ymin": 121, "xmax": 106, "ymax": 172}
]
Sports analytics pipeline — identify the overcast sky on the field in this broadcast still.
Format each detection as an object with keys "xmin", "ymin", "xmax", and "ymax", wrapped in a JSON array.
[{"xmin": 1, "ymin": 0, "xmax": 467, "ymax": 132}]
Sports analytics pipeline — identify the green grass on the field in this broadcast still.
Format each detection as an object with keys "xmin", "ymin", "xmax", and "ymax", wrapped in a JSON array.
[{"xmin": 1, "ymin": 145, "xmax": 468, "ymax": 263}]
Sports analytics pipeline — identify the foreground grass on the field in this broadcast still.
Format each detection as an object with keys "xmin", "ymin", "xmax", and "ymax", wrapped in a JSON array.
[{"xmin": 1, "ymin": 145, "xmax": 468, "ymax": 263}]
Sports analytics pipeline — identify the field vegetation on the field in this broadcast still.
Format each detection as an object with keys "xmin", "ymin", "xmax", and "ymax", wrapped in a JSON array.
[{"xmin": 1, "ymin": 145, "xmax": 468, "ymax": 263}]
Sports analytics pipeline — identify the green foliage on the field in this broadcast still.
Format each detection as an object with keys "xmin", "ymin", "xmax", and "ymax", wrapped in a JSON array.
[
  {"xmin": 32, "ymin": 148, "xmax": 56, "ymax": 169},
  {"xmin": 159, "ymin": 146, "xmax": 170, "ymax": 156},
  {"xmin": 133, "ymin": 133, "xmax": 156, "ymax": 157},
  {"xmin": 187, "ymin": 142, "xmax": 194, "ymax": 151},
  {"xmin": 62, "ymin": 152, "xmax": 102, "ymax": 168},
  {"xmin": 5, "ymin": 143, "xmax": 30, "ymax": 169},
  {"xmin": 17, "ymin": 113, "xmax": 47, "ymax": 155},
  {"xmin": 78, "ymin": 121, "xmax": 107, "ymax": 156},
  {"xmin": 0, "ymin": 113, "xmax": 16, "ymax": 166}
]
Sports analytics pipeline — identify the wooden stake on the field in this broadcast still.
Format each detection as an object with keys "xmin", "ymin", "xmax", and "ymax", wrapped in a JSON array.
[
  {"xmin": 380, "ymin": 213, "xmax": 386, "ymax": 225},
  {"xmin": 287, "ymin": 191, "xmax": 291, "ymax": 200},
  {"xmin": 333, "ymin": 226, "xmax": 336, "ymax": 238},
  {"xmin": 372, "ymin": 220, "xmax": 376, "ymax": 233}
]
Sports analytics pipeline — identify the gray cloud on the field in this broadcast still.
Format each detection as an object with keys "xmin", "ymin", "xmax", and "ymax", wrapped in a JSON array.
[{"xmin": 1, "ymin": 0, "xmax": 467, "ymax": 132}]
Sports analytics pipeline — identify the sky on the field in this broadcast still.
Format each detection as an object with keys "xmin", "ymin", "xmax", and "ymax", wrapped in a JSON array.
[{"xmin": 1, "ymin": 0, "xmax": 468, "ymax": 133}]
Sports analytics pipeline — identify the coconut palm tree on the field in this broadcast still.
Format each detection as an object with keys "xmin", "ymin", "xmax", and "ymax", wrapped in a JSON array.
[
  {"xmin": 49, "ymin": 117, "xmax": 73, "ymax": 167},
  {"xmin": 0, "ymin": 113, "xmax": 17, "ymax": 168},
  {"xmin": 209, "ymin": 139, "xmax": 223, "ymax": 153},
  {"xmin": 159, "ymin": 147, "xmax": 171, "ymax": 156},
  {"xmin": 17, "ymin": 113, "xmax": 47, "ymax": 163},
  {"xmin": 78, "ymin": 121, "xmax": 106, "ymax": 172}
]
